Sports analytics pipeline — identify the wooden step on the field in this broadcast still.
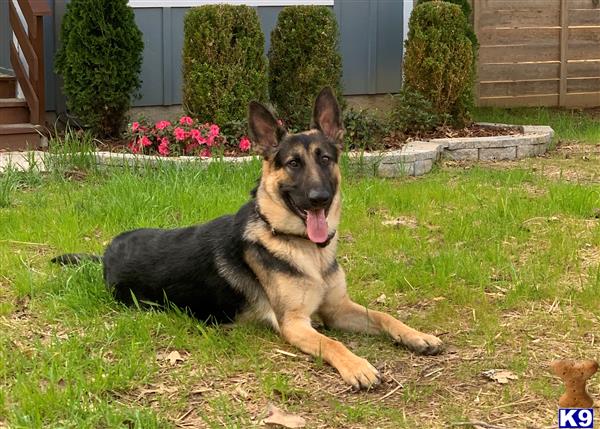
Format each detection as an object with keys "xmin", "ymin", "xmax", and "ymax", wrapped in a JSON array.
[
  {"xmin": 0, "ymin": 75, "xmax": 16, "ymax": 98},
  {"xmin": 0, "ymin": 98, "xmax": 29, "ymax": 124},
  {"xmin": 0, "ymin": 123, "xmax": 42, "ymax": 151},
  {"xmin": 0, "ymin": 76, "xmax": 16, "ymax": 98}
]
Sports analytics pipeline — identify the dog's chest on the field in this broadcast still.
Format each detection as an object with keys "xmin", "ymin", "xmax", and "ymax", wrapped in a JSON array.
[{"xmin": 282, "ymin": 239, "xmax": 337, "ymax": 280}]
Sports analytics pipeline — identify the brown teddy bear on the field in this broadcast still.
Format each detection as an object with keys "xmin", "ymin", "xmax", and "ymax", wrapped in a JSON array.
[{"xmin": 551, "ymin": 359, "xmax": 598, "ymax": 408}]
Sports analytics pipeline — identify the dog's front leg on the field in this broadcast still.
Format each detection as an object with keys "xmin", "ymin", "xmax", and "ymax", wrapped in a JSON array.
[
  {"xmin": 279, "ymin": 312, "xmax": 381, "ymax": 390},
  {"xmin": 320, "ymin": 266, "xmax": 443, "ymax": 355}
]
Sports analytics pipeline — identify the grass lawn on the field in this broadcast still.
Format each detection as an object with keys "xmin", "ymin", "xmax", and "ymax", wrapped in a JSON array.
[{"xmin": 1, "ymin": 113, "xmax": 599, "ymax": 428}]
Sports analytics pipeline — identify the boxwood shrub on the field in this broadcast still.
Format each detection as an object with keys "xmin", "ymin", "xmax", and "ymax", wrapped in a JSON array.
[
  {"xmin": 268, "ymin": 6, "xmax": 343, "ymax": 130},
  {"xmin": 182, "ymin": 5, "xmax": 268, "ymax": 126}
]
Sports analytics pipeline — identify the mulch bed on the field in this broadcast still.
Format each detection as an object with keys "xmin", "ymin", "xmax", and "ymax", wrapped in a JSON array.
[{"xmin": 377, "ymin": 124, "xmax": 522, "ymax": 152}]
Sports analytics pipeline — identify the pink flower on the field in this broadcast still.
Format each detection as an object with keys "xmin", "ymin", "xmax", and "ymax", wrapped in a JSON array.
[
  {"xmin": 174, "ymin": 127, "xmax": 187, "ymax": 141},
  {"xmin": 128, "ymin": 141, "xmax": 140, "ymax": 154},
  {"xmin": 277, "ymin": 119, "xmax": 284, "ymax": 127},
  {"xmin": 239, "ymin": 136, "xmax": 251, "ymax": 152},
  {"xmin": 140, "ymin": 135, "xmax": 152, "ymax": 147},
  {"xmin": 131, "ymin": 122, "xmax": 140, "ymax": 132},
  {"xmin": 209, "ymin": 124, "xmax": 220, "ymax": 137},
  {"xmin": 190, "ymin": 129, "xmax": 202, "ymax": 140},
  {"xmin": 180, "ymin": 116, "xmax": 193, "ymax": 126},
  {"xmin": 200, "ymin": 148, "xmax": 211, "ymax": 158},
  {"xmin": 155, "ymin": 120, "xmax": 171, "ymax": 130},
  {"xmin": 158, "ymin": 137, "xmax": 170, "ymax": 156}
]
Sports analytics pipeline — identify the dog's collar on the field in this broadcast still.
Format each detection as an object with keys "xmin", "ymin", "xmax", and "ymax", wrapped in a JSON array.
[{"xmin": 255, "ymin": 204, "xmax": 336, "ymax": 248}]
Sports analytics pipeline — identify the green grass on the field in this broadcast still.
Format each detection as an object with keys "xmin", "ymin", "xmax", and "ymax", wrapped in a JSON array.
[
  {"xmin": 1, "ymin": 149, "xmax": 600, "ymax": 427},
  {"xmin": 474, "ymin": 106, "xmax": 600, "ymax": 143}
]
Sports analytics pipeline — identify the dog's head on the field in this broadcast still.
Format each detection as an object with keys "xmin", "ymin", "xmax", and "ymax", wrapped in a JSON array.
[{"xmin": 249, "ymin": 87, "xmax": 343, "ymax": 244}]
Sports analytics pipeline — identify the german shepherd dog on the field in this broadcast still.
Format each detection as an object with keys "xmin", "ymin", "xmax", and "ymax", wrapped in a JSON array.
[{"xmin": 52, "ymin": 88, "xmax": 443, "ymax": 389}]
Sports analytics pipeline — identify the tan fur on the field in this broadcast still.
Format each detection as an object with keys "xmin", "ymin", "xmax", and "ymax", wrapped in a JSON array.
[{"xmin": 239, "ymin": 141, "xmax": 443, "ymax": 390}]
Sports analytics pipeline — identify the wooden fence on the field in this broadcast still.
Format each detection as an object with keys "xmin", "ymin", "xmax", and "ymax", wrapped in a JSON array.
[{"xmin": 474, "ymin": 0, "xmax": 600, "ymax": 107}]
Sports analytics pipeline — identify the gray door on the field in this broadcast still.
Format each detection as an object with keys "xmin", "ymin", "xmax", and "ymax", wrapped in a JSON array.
[{"xmin": 335, "ymin": 0, "xmax": 403, "ymax": 95}]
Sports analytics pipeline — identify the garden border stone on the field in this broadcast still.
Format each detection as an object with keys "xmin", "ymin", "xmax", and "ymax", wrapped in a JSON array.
[{"xmin": 0, "ymin": 124, "xmax": 554, "ymax": 177}]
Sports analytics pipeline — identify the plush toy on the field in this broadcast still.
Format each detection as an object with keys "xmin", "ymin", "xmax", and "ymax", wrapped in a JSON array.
[{"xmin": 551, "ymin": 359, "xmax": 598, "ymax": 408}]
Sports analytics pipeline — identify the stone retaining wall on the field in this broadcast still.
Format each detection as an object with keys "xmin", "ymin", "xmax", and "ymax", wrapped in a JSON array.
[{"xmin": 0, "ymin": 124, "xmax": 555, "ymax": 177}]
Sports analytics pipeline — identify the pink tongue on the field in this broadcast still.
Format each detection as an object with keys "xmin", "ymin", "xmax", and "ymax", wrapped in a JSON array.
[{"xmin": 306, "ymin": 209, "xmax": 329, "ymax": 243}]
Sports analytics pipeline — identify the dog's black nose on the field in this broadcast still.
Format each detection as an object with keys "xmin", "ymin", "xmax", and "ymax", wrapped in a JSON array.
[{"xmin": 308, "ymin": 189, "xmax": 330, "ymax": 206}]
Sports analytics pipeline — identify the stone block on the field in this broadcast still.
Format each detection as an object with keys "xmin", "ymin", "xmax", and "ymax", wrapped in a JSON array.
[
  {"xmin": 443, "ymin": 148, "xmax": 479, "ymax": 161},
  {"xmin": 414, "ymin": 159, "xmax": 433, "ymax": 176},
  {"xmin": 479, "ymin": 146, "xmax": 517, "ymax": 161},
  {"xmin": 378, "ymin": 161, "xmax": 414, "ymax": 177}
]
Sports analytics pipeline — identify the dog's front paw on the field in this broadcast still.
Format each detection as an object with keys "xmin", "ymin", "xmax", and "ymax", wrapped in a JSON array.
[
  {"xmin": 397, "ymin": 332, "xmax": 443, "ymax": 356},
  {"xmin": 336, "ymin": 356, "xmax": 381, "ymax": 390}
]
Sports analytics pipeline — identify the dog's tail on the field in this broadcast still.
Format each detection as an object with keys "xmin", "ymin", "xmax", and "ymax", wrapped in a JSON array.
[{"xmin": 51, "ymin": 253, "xmax": 103, "ymax": 266}]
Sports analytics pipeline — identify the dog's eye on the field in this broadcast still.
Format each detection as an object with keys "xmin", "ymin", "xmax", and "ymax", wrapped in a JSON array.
[
  {"xmin": 321, "ymin": 155, "xmax": 331, "ymax": 165},
  {"xmin": 287, "ymin": 159, "xmax": 300, "ymax": 168}
]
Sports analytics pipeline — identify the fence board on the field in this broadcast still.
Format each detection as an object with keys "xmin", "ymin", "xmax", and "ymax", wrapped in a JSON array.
[
  {"xmin": 480, "ymin": 80, "xmax": 559, "ymax": 97},
  {"xmin": 569, "ymin": 0, "xmax": 600, "ymax": 9},
  {"xmin": 569, "ymin": 27, "xmax": 600, "ymax": 42},
  {"xmin": 478, "ymin": 63, "xmax": 560, "ymax": 81},
  {"xmin": 480, "ymin": 8, "xmax": 559, "ymax": 28},
  {"xmin": 564, "ymin": 91, "xmax": 600, "ymax": 106},
  {"xmin": 567, "ymin": 60, "xmax": 600, "ymax": 77},
  {"xmin": 478, "ymin": 28, "xmax": 559, "ymax": 45},
  {"xmin": 567, "ymin": 77, "xmax": 600, "ymax": 92},
  {"xmin": 569, "ymin": 8, "xmax": 600, "ymax": 25},
  {"xmin": 479, "ymin": 44, "xmax": 560, "ymax": 63},
  {"xmin": 568, "ymin": 42, "xmax": 600, "ymax": 60},
  {"xmin": 478, "ymin": 94, "xmax": 559, "ymax": 107},
  {"xmin": 481, "ymin": 0, "xmax": 560, "ymax": 10}
]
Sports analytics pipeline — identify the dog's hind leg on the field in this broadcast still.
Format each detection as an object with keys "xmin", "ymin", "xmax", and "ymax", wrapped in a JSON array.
[{"xmin": 319, "ymin": 267, "xmax": 443, "ymax": 356}]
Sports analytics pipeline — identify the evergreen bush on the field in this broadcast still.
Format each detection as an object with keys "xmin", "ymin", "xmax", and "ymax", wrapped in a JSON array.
[
  {"xmin": 403, "ymin": 1, "xmax": 475, "ymax": 126},
  {"xmin": 55, "ymin": 0, "xmax": 143, "ymax": 137},
  {"xmin": 268, "ymin": 6, "xmax": 343, "ymax": 130},
  {"xmin": 182, "ymin": 5, "xmax": 267, "ymax": 126}
]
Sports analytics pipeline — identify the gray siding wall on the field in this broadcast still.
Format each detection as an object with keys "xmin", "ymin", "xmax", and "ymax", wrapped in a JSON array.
[
  {"xmin": 0, "ymin": 1, "xmax": 12, "ymax": 73},
  {"xmin": 6, "ymin": 1, "xmax": 404, "ymax": 111}
]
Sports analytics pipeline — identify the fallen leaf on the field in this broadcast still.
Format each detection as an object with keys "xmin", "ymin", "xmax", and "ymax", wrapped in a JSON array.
[
  {"xmin": 157, "ymin": 350, "xmax": 185, "ymax": 366},
  {"xmin": 235, "ymin": 385, "xmax": 249, "ymax": 399},
  {"xmin": 261, "ymin": 404, "xmax": 306, "ymax": 428},
  {"xmin": 481, "ymin": 369, "xmax": 518, "ymax": 384},
  {"xmin": 375, "ymin": 294, "xmax": 387, "ymax": 304}
]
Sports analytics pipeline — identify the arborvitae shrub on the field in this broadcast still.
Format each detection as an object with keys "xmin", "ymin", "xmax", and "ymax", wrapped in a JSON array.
[
  {"xmin": 268, "ymin": 6, "xmax": 343, "ymax": 130},
  {"xmin": 182, "ymin": 5, "xmax": 267, "ymax": 126},
  {"xmin": 403, "ymin": 1, "xmax": 475, "ymax": 126},
  {"xmin": 55, "ymin": 0, "xmax": 143, "ymax": 137}
]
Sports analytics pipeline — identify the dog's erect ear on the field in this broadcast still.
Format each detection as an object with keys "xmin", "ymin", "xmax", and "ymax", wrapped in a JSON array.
[
  {"xmin": 312, "ymin": 87, "xmax": 343, "ymax": 147},
  {"xmin": 248, "ymin": 101, "xmax": 285, "ymax": 158}
]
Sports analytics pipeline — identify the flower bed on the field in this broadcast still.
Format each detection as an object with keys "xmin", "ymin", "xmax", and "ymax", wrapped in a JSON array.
[{"xmin": 127, "ymin": 116, "xmax": 251, "ymax": 158}]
